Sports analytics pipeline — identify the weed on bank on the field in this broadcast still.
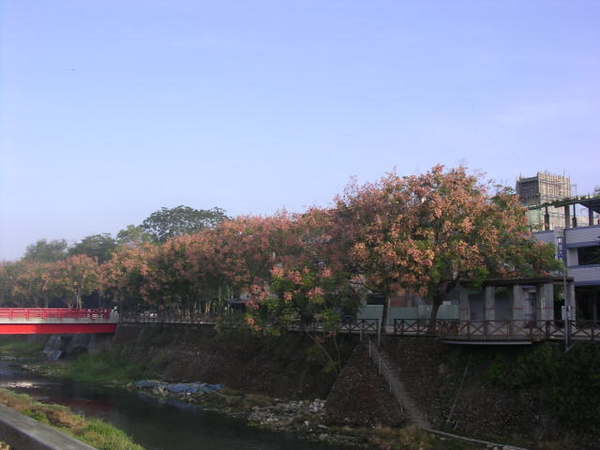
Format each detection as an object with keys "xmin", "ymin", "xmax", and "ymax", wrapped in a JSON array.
[{"xmin": 0, "ymin": 389, "xmax": 144, "ymax": 450}]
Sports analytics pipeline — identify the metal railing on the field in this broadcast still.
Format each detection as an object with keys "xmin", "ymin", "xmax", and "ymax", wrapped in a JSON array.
[
  {"xmin": 120, "ymin": 310, "xmax": 218, "ymax": 324},
  {"xmin": 392, "ymin": 319, "xmax": 600, "ymax": 342},
  {"xmin": 119, "ymin": 312, "xmax": 600, "ymax": 343},
  {"xmin": 120, "ymin": 311, "xmax": 381, "ymax": 338}
]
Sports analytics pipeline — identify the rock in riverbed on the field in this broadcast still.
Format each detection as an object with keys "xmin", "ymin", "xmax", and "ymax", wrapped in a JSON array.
[{"xmin": 248, "ymin": 399, "xmax": 326, "ymax": 431}]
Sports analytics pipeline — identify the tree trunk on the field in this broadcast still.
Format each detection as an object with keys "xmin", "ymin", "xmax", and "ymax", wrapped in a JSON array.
[
  {"xmin": 381, "ymin": 294, "xmax": 390, "ymax": 332},
  {"xmin": 428, "ymin": 281, "xmax": 459, "ymax": 335},
  {"xmin": 428, "ymin": 284, "xmax": 450, "ymax": 332},
  {"xmin": 429, "ymin": 297, "xmax": 442, "ymax": 322},
  {"xmin": 429, "ymin": 281, "xmax": 454, "ymax": 322}
]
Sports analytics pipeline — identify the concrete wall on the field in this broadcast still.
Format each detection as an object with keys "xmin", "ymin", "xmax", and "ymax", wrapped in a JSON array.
[
  {"xmin": 534, "ymin": 225, "xmax": 600, "ymax": 289},
  {"xmin": 357, "ymin": 305, "xmax": 384, "ymax": 321},
  {"xmin": 535, "ymin": 230, "xmax": 557, "ymax": 245},
  {"xmin": 0, "ymin": 404, "xmax": 94, "ymax": 450},
  {"xmin": 565, "ymin": 224, "xmax": 600, "ymax": 246},
  {"xmin": 570, "ymin": 266, "xmax": 600, "ymax": 286},
  {"xmin": 386, "ymin": 305, "xmax": 459, "ymax": 324}
]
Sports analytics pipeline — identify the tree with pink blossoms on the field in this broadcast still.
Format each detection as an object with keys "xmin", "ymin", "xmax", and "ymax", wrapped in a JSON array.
[{"xmin": 336, "ymin": 165, "xmax": 560, "ymax": 321}]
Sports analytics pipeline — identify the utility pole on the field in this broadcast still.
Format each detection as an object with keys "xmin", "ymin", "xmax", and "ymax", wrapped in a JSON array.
[{"xmin": 557, "ymin": 231, "xmax": 570, "ymax": 351}]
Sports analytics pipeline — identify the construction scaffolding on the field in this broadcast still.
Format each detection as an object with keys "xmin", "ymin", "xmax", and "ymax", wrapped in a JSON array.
[{"xmin": 516, "ymin": 172, "xmax": 572, "ymax": 231}]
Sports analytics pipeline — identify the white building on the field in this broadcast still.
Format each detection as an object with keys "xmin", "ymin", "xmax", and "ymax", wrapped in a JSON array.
[{"xmin": 533, "ymin": 197, "xmax": 600, "ymax": 321}]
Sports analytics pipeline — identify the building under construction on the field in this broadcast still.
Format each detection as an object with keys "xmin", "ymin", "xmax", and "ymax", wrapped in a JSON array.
[{"xmin": 516, "ymin": 172, "xmax": 572, "ymax": 231}]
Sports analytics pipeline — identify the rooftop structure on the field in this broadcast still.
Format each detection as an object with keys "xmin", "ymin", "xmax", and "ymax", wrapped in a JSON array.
[
  {"xmin": 530, "ymin": 194, "xmax": 600, "ymax": 230},
  {"xmin": 516, "ymin": 172, "xmax": 572, "ymax": 231}
]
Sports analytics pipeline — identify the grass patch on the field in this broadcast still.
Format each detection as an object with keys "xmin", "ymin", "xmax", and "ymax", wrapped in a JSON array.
[
  {"xmin": 367, "ymin": 426, "xmax": 484, "ymax": 450},
  {"xmin": 0, "ymin": 388, "xmax": 144, "ymax": 450},
  {"xmin": 0, "ymin": 338, "xmax": 45, "ymax": 356},
  {"xmin": 63, "ymin": 351, "xmax": 151, "ymax": 386}
]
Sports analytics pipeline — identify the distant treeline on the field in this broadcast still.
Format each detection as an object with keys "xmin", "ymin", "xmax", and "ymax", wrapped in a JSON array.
[{"xmin": 0, "ymin": 166, "xmax": 559, "ymax": 335}]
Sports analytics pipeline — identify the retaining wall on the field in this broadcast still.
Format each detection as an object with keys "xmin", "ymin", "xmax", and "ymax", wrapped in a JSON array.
[{"xmin": 0, "ymin": 404, "xmax": 94, "ymax": 450}]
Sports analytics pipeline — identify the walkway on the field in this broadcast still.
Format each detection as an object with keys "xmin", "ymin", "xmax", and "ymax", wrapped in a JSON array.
[
  {"xmin": 391, "ymin": 319, "xmax": 600, "ymax": 344},
  {"xmin": 121, "ymin": 311, "xmax": 600, "ymax": 344}
]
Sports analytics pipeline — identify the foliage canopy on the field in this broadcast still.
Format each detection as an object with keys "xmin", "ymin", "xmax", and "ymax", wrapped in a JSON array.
[
  {"xmin": 141, "ymin": 205, "xmax": 228, "ymax": 242},
  {"xmin": 23, "ymin": 239, "xmax": 68, "ymax": 263},
  {"xmin": 1, "ymin": 167, "xmax": 559, "ymax": 327}
]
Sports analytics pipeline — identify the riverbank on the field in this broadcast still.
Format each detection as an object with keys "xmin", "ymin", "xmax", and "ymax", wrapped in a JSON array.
[
  {"xmin": 0, "ymin": 388, "xmax": 143, "ymax": 450},
  {"xmin": 23, "ymin": 356, "xmax": 430, "ymax": 449},
  {"xmin": 4, "ymin": 332, "xmax": 484, "ymax": 450},
  {"xmin": 122, "ymin": 377, "xmax": 479, "ymax": 450},
  {"xmin": 382, "ymin": 337, "xmax": 600, "ymax": 450},
  {"xmin": 103, "ymin": 324, "xmax": 600, "ymax": 449},
  {"xmin": 3, "ymin": 325, "xmax": 599, "ymax": 449}
]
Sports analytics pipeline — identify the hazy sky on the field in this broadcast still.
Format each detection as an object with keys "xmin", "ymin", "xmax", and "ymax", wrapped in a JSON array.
[{"xmin": 1, "ymin": 1, "xmax": 599, "ymax": 260}]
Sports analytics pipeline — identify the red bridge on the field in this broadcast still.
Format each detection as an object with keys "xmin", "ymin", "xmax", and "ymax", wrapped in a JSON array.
[{"xmin": 0, "ymin": 309, "xmax": 118, "ymax": 335}]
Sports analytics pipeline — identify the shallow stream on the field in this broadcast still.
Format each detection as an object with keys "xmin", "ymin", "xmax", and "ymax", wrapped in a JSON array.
[{"xmin": 0, "ymin": 360, "xmax": 346, "ymax": 450}]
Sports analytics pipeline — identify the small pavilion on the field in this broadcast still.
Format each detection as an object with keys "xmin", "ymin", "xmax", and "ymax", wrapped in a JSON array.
[{"xmin": 458, "ymin": 276, "xmax": 575, "ymax": 322}]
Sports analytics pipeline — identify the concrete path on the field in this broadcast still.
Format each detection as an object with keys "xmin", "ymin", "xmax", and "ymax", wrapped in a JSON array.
[{"xmin": 0, "ymin": 404, "xmax": 95, "ymax": 450}]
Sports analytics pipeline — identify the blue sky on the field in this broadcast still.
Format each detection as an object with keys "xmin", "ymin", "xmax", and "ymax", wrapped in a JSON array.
[{"xmin": 1, "ymin": 1, "xmax": 599, "ymax": 260}]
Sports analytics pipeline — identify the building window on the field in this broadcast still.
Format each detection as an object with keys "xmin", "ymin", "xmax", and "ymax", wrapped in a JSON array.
[{"xmin": 578, "ymin": 246, "xmax": 600, "ymax": 265}]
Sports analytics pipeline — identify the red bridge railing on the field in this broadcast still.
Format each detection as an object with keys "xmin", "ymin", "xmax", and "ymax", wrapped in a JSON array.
[{"xmin": 0, "ymin": 308, "xmax": 112, "ymax": 321}]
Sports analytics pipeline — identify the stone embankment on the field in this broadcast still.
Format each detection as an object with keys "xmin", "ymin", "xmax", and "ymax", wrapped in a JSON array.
[
  {"xmin": 25, "ymin": 325, "xmax": 599, "ymax": 449},
  {"xmin": 43, "ymin": 334, "xmax": 112, "ymax": 360},
  {"xmin": 113, "ymin": 323, "xmax": 354, "ymax": 399},
  {"xmin": 324, "ymin": 344, "xmax": 405, "ymax": 428}
]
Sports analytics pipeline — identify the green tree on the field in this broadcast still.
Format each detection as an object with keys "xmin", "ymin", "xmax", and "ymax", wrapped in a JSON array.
[
  {"xmin": 0, "ymin": 261, "xmax": 24, "ymax": 305},
  {"xmin": 69, "ymin": 234, "xmax": 117, "ymax": 263},
  {"xmin": 116, "ymin": 225, "xmax": 155, "ymax": 247},
  {"xmin": 23, "ymin": 239, "xmax": 68, "ymax": 263},
  {"xmin": 141, "ymin": 206, "xmax": 228, "ymax": 242},
  {"xmin": 11, "ymin": 261, "xmax": 53, "ymax": 307},
  {"xmin": 47, "ymin": 254, "xmax": 101, "ymax": 308}
]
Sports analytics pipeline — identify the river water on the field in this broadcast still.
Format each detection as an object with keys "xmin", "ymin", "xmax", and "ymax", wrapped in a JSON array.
[{"xmin": 0, "ymin": 360, "xmax": 347, "ymax": 450}]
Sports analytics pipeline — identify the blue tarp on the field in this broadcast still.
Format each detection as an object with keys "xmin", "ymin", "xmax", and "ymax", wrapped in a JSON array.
[{"xmin": 135, "ymin": 380, "xmax": 224, "ymax": 394}]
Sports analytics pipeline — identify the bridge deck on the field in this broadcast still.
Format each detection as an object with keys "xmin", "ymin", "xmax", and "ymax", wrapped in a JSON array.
[{"xmin": 0, "ymin": 309, "xmax": 118, "ymax": 334}]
